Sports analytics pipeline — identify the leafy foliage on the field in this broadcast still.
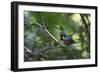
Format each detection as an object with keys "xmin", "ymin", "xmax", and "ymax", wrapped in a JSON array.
[{"xmin": 24, "ymin": 11, "xmax": 90, "ymax": 61}]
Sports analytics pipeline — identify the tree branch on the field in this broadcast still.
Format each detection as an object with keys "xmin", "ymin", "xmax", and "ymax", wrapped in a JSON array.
[
  {"xmin": 24, "ymin": 46, "xmax": 33, "ymax": 54},
  {"xmin": 80, "ymin": 14, "xmax": 90, "ymax": 40}
]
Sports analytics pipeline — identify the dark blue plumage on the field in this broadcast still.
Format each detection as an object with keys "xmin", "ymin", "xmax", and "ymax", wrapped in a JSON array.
[{"xmin": 60, "ymin": 31, "xmax": 74, "ymax": 45}]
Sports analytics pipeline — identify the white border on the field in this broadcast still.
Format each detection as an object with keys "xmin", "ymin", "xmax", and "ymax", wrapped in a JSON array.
[{"xmin": 18, "ymin": 5, "xmax": 95, "ymax": 68}]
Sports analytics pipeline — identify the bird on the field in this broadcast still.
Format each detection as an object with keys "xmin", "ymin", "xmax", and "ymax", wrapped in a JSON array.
[{"xmin": 59, "ymin": 26, "xmax": 75, "ymax": 45}]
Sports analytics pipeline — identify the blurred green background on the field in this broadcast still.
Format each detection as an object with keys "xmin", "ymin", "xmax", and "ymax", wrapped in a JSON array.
[{"xmin": 24, "ymin": 11, "xmax": 90, "ymax": 62}]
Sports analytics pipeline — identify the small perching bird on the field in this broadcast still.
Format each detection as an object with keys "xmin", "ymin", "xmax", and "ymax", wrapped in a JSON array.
[{"xmin": 59, "ymin": 26, "xmax": 75, "ymax": 45}]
